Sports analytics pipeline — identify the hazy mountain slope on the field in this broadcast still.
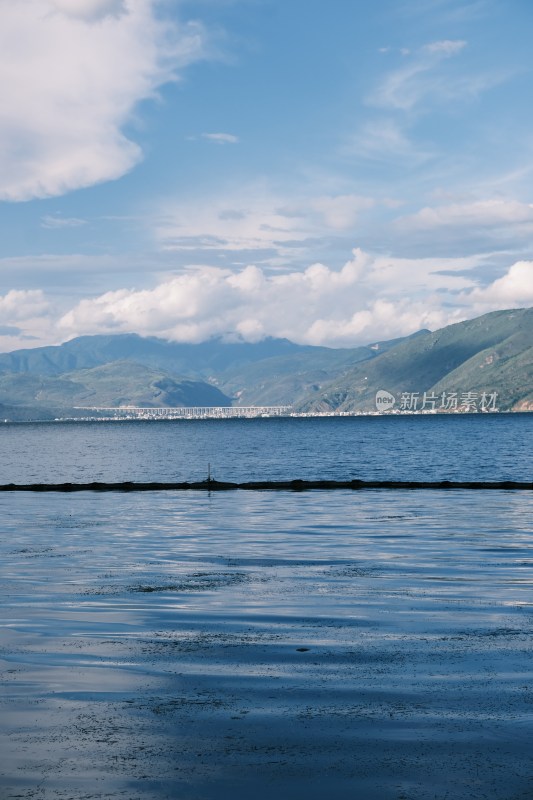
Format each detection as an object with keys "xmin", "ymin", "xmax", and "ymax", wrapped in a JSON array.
[
  {"xmin": 0, "ymin": 335, "xmax": 319, "ymax": 378},
  {"xmin": 0, "ymin": 361, "xmax": 231, "ymax": 412},
  {"xmin": 299, "ymin": 308, "xmax": 533, "ymax": 412},
  {"xmin": 218, "ymin": 332, "xmax": 428, "ymax": 406}
]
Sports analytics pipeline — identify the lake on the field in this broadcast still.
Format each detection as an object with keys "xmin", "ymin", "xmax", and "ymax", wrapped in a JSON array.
[
  {"xmin": 0, "ymin": 412, "xmax": 531, "ymax": 483},
  {"xmin": 0, "ymin": 415, "xmax": 532, "ymax": 799}
]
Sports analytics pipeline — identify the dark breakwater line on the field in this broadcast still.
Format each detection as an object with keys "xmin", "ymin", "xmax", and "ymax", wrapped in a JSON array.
[{"xmin": 0, "ymin": 479, "xmax": 531, "ymax": 492}]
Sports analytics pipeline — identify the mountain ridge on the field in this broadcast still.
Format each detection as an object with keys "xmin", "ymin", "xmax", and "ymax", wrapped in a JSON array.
[{"xmin": 0, "ymin": 308, "xmax": 531, "ymax": 418}]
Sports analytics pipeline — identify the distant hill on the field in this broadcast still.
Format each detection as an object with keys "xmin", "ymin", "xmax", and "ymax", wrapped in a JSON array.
[
  {"xmin": 0, "ymin": 334, "xmax": 320, "ymax": 378},
  {"xmin": 0, "ymin": 308, "xmax": 530, "ymax": 418},
  {"xmin": 0, "ymin": 362, "xmax": 231, "ymax": 420}
]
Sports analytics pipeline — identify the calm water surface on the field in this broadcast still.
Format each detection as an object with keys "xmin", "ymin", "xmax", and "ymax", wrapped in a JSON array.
[
  {"xmin": 1, "ymin": 489, "xmax": 532, "ymax": 799},
  {"xmin": 0, "ymin": 415, "xmax": 532, "ymax": 798},
  {"xmin": 0, "ymin": 413, "xmax": 531, "ymax": 483}
]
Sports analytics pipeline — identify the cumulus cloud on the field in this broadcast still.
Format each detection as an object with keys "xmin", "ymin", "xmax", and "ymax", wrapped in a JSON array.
[
  {"xmin": 56, "ymin": 248, "xmax": 482, "ymax": 346},
  {"xmin": 0, "ymin": 289, "xmax": 55, "ymax": 350},
  {"xmin": 0, "ymin": 0, "xmax": 206, "ymax": 201},
  {"xmin": 3, "ymin": 249, "xmax": 529, "ymax": 351},
  {"xmin": 466, "ymin": 261, "xmax": 533, "ymax": 308},
  {"xmin": 0, "ymin": 289, "xmax": 50, "ymax": 321}
]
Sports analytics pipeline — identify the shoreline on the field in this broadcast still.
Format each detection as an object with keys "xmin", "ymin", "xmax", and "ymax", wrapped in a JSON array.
[{"xmin": 2, "ymin": 409, "xmax": 533, "ymax": 424}]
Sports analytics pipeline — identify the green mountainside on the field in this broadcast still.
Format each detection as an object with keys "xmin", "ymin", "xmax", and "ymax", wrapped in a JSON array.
[
  {"xmin": 0, "ymin": 307, "xmax": 531, "ymax": 418},
  {"xmin": 298, "ymin": 308, "xmax": 533, "ymax": 412},
  {"xmin": 216, "ymin": 333, "xmax": 422, "ymax": 406}
]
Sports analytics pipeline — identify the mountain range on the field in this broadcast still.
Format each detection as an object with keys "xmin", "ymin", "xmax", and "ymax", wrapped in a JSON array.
[{"xmin": 0, "ymin": 307, "xmax": 531, "ymax": 419}]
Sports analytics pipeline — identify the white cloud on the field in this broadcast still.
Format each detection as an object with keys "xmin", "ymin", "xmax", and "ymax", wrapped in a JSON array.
[
  {"xmin": 366, "ymin": 38, "xmax": 505, "ymax": 113},
  {"xmin": 3, "ymin": 248, "xmax": 527, "ymax": 351},
  {"xmin": 304, "ymin": 300, "xmax": 463, "ymax": 345},
  {"xmin": 157, "ymin": 191, "xmax": 308, "ymax": 259},
  {"xmin": 364, "ymin": 253, "xmax": 478, "ymax": 293},
  {"xmin": 466, "ymin": 261, "xmax": 533, "ymax": 308},
  {"xmin": 398, "ymin": 199, "xmax": 533, "ymax": 230},
  {"xmin": 56, "ymin": 248, "xmax": 482, "ymax": 347},
  {"xmin": 156, "ymin": 187, "xmax": 379, "ymax": 265},
  {"xmin": 0, "ymin": 289, "xmax": 56, "ymax": 351},
  {"xmin": 200, "ymin": 132, "xmax": 240, "ymax": 144},
  {"xmin": 0, "ymin": 289, "xmax": 50, "ymax": 321},
  {"xmin": 0, "ymin": 0, "xmax": 206, "ymax": 201}
]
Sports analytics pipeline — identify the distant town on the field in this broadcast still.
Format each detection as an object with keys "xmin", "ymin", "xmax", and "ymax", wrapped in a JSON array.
[{"xmin": 45, "ymin": 402, "xmax": 507, "ymax": 422}]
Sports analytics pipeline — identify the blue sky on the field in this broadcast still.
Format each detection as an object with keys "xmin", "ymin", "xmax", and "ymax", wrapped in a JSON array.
[{"xmin": 1, "ymin": 0, "xmax": 533, "ymax": 350}]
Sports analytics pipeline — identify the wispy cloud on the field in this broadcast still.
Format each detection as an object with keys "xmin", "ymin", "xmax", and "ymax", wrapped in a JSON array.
[
  {"xmin": 41, "ymin": 215, "xmax": 87, "ymax": 229},
  {"xmin": 397, "ymin": 199, "xmax": 533, "ymax": 231},
  {"xmin": 422, "ymin": 39, "xmax": 467, "ymax": 56},
  {"xmin": 353, "ymin": 34, "xmax": 510, "ymax": 170},
  {"xmin": 344, "ymin": 118, "xmax": 433, "ymax": 164},
  {"xmin": 368, "ymin": 39, "xmax": 469, "ymax": 111},
  {"xmin": 200, "ymin": 132, "xmax": 240, "ymax": 144},
  {"xmin": 156, "ymin": 187, "xmax": 379, "ymax": 268},
  {"xmin": 387, "ymin": 197, "xmax": 533, "ymax": 261},
  {"xmin": 309, "ymin": 195, "xmax": 375, "ymax": 230}
]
